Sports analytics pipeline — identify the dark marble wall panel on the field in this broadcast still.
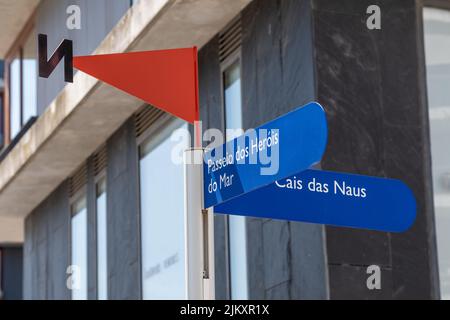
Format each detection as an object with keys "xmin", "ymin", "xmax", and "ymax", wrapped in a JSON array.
[
  {"xmin": 243, "ymin": 0, "xmax": 284, "ymax": 127},
  {"xmin": 312, "ymin": 0, "xmax": 439, "ymax": 299},
  {"xmin": 106, "ymin": 118, "xmax": 141, "ymax": 300},
  {"xmin": 199, "ymin": 35, "xmax": 224, "ymax": 135},
  {"xmin": 289, "ymin": 221, "xmax": 328, "ymax": 299},
  {"xmin": 246, "ymin": 217, "xmax": 265, "ymax": 299},
  {"xmin": 262, "ymin": 220, "xmax": 290, "ymax": 290},
  {"xmin": 23, "ymin": 181, "xmax": 70, "ymax": 300},
  {"xmin": 266, "ymin": 281, "xmax": 290, "ymax": 300},
  {"xmin": 35, "ymin": 240, "xmax": 47, "ymax": 299},
  {"xmin": 23, "ymin": 217, "xmax": 33, "ymax": 299},
  {"xmin": 47, "ymin": 222, "xmax": 69, "ymax": 299},
  {"xmin": 328, "ymin": 264, "xmax": 393, "ymax": 300},
  {"xmin": 326, "ymin": 230, "xmax": 391, "ymax": 267}
]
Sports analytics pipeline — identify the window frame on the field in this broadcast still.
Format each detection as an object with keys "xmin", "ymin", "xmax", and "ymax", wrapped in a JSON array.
[
  {"xmin": 137, "ymin": 114, "xmax": 170, "ymax": 300},
  {"xmin": 0, "ymin": 248, "xmax": 3, "ymax": 299},
  {"xmin": 8, "ymin": 49, "xmax": 23, "ymax": 140},
  {"xmin": 137, "ymin": 114, "xmax": 188, "ymax": 300},
  {"xmin": 0, "ymin": 90, "xmax": 4, "ymax": 149},
  {"xmin": 94, "ymin": 172, "xmax": 107, "ymax": 300},
  {"xmin": 3, "ymin": 13, "xmax": 37, "ymax": 146},
  {"xmin": 69, "ymin": 187, "xmax": 88, "ymax": 300},
  {"xmin": 219, "ymin": 49, "xmax": 250, "ymax": 300}
]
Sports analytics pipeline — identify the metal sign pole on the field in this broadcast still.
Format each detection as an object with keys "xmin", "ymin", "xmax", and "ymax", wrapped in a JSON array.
[
  {"xmin": 203, "ymin": 205, "xmax": 215, "ymax": 299},
  {"xmin": 184, "ymin": 148, "xmax": 215, "ymax": 300}
]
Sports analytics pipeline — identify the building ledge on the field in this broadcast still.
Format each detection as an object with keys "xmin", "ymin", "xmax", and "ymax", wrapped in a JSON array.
[
  {"xmin": 0, "ymin": 0, "xmax": 41, "ymax": 58},
  {"xmin": 0, "ymin": 0, "xmax": 251, "ymax": 223}
]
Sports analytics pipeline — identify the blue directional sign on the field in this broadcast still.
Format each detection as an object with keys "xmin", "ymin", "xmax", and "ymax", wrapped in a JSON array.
[
  {"xmin": 214, "ymin": 169, "xmax": 416, "ymax": 232},
  {"xmin": 203, "ymin": 102, "xmax": 328, "ymax": 208}
]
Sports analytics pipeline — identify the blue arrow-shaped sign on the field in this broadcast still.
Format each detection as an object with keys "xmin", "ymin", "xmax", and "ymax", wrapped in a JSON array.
[
  {"xmin": 214, "ymin": 169, "xmax": 417, "ymax": 232},
  {"xmin": 203, "ymin": 102, "xmax": 328, "ymax": 208}
]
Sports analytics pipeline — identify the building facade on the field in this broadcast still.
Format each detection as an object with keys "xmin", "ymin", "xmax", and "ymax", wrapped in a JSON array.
[{"xmin": 0, "ymin": 0, "xmax": 449, "ymax": 300}]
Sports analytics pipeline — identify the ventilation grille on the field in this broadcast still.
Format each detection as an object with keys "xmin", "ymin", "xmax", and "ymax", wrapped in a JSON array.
[
  {"xmin": 219, "ymin": 16, "xmax": 242, "ymax": 63},
  {"xmin": 69, "ymin": 163, "xmax": 87, "ymax": 197},
  {"xmin": 135, "ymin": 105, "xmax": 164, "ymax": 138},
  {"xmin": 93, "ymin": 145, "xmax": 107, "ymax": 176}
]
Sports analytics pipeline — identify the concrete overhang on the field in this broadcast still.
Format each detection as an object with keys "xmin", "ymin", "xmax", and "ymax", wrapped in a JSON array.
[
  {"xmin": 0, "ymin": 0, "xmax": 252, "ymax": 225},
  {"xmin": 0, "ymin": 217, "xmax": 23, "ymax": 244},
  {"xmin": 0, "ymin": 0, "xmax": 41, "ymax": 58}
]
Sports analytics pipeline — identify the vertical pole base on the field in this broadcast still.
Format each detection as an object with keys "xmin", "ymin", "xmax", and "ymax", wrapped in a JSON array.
[{"xmin": 184, "ymin": 148, "xmax": 215, "ymax": 300}]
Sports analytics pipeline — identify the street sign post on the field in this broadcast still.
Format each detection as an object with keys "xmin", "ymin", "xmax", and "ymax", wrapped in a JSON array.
[
  {"xmin": 184, "ymin": 148, "xmax": 215, "ymax": 300},
  {"xmin": 203, "ymin": 102, "xmax": 328, "ymax": 208},
  {"xmin": 214, "ymin": 169, "xmax": 417, "ymax": 232}
]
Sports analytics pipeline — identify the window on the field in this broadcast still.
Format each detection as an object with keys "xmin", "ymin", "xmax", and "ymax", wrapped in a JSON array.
[
  {"xmin": 139, "ymin": 119, "xmax": 188, "ymax": 299},
  {"xmin": 22, "ymin": 30, "xmax": 37, "ymax": 128},
  {"xmin": 7, "ymin": 27, "xmax": 37, "ymax": 141},
  {"xmin": 0, "ymin": 248, "xmax": 3, "ymax": 300},
  {"xmin": 9, "ymin": 55, "xmax": 20, "ymax": 140},
  {"xmin": 0, "ymin": 70, "xmax": 4, "ymax": 148},
  {"xmin": 424, "ymin": 7, "xmax": 450, "ymax": 300},
  {"xmin": 0, "ymin": 91, "xmax": 3, "ymax": 148},
  {"xmin": 96, "ymin": 178, "xmax": 107, "ymax": 300},
  {"xmin": 71, "ymin": 196, "xmax": 88, "ymax": 300},
  {"xmin": 223, "ymin": 59, "xmax": 249, "ymax": 299}
]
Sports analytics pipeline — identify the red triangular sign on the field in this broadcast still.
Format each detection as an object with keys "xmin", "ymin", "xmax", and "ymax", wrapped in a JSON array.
[{"xmin": 73, "ymin": 48, "xmax": 199, "ymax": 123}]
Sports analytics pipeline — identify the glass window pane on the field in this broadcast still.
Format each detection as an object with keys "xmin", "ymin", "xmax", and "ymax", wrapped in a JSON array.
[
  {"xmin": 96, "ymin": 179, "xmax": 107, "ymax": 300},
  {"xmin": 71, "ymin": 197, "xmax": 87, "ymax": 300},
  {"xmin": 0, "ymin": 249, "xmax": 3, "ymax": 293},
  {"xmin": 224, "ymin": 60, "xmax": 243, "ymax": 141},
  {"xmin": 22, "ymin": 28, "xmax": 37, "ymax": 125},
  {"xmin": 0, "ymin": 93, "xmax": 4, "ymax": 147},
  {"xmin": 9, "ymin": 56, "xmax": 21, "ymax": 140},
  {"xmin": 223, "ymin": 61, "xmax": 249, "ymax": 300},
  {"xmin": 139, "ymin": 120, "xmax": 188, "ymax": 299},
  {"xmin": 424, "ymin": 7, "xmax": 450, "ymax": 300},
  {"xmin": 228, "ymin": 215, "xmax": 249, "ymax": 299}
]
